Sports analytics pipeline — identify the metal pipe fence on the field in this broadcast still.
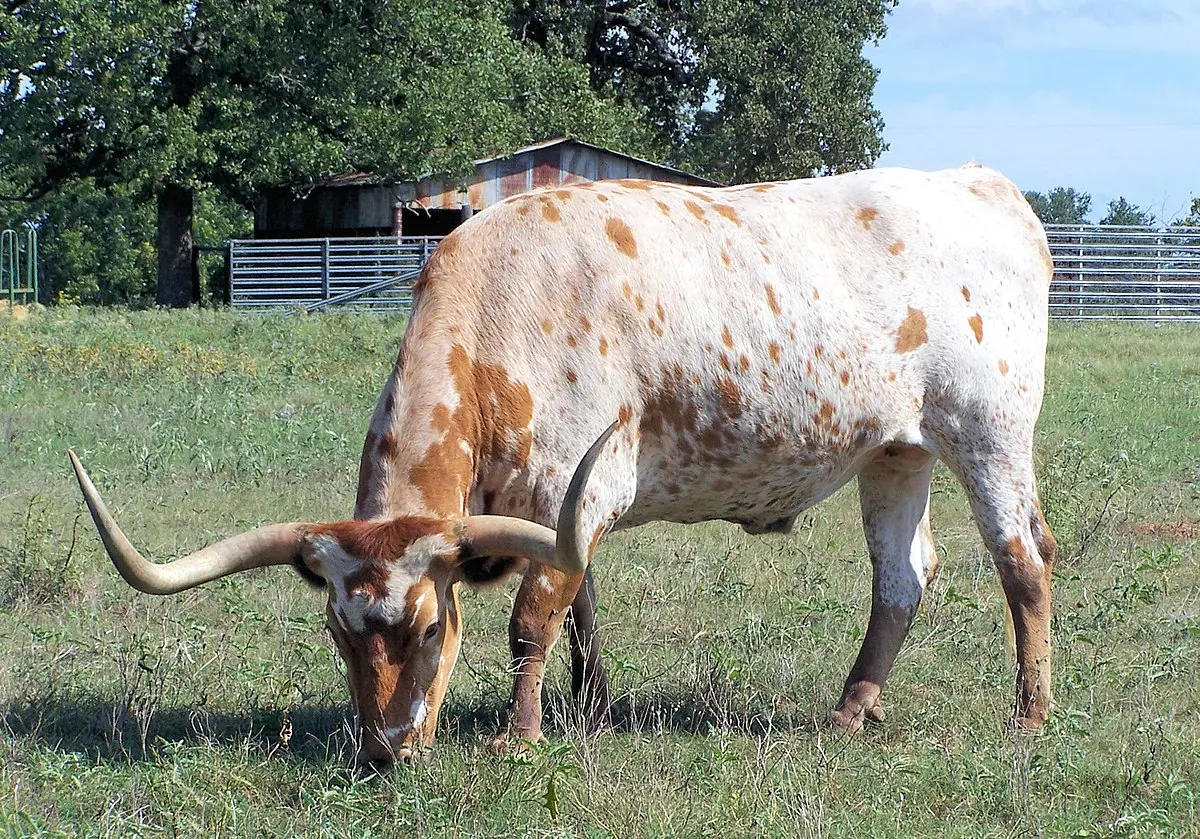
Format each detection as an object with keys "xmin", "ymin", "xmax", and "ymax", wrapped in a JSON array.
[
  {"xmin": 229, "ymin": 237, "xmax": 440, "ymax": 311},
  {"xmin": 1045, "ymin": 224, "xmax": 1200, "ymax": 321},
  {"xmin": 228, "ymin": 226, "xmax": 1200, "ymax": 320}
]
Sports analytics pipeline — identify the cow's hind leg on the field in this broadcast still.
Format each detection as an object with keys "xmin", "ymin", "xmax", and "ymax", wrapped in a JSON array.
[
  {"xmin": 945, "ymin": 450, "xmax": 1056, "ymax": 730},
  {"xmin": 566, "ymin": 566, "xmax": 611, "ymax": 728},
  {"xmin": 831, "ymin": 445, "xmax": 938, "ymax": 732}
]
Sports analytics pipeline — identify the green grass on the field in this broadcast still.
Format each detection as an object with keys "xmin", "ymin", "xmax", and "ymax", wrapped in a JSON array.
[{"xmin": 2, "ymin": 308, "xmax": 1198, "ymax": 837}]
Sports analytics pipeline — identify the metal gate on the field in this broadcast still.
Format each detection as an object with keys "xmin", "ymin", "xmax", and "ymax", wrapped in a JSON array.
[{"xmin": 229, "ymin": 237, "xmax": 440, "ymax": 312}]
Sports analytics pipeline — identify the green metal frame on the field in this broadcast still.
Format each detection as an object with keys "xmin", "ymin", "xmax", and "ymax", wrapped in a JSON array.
[{"xmin": 1, "ymin": 226, "xmax": 38, "ymax": 305}]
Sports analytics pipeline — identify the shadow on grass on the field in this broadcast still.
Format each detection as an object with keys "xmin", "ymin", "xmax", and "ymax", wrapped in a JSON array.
[{"xmin": 3, "ymin": 687, "xmax": 819, "ymax": 765}]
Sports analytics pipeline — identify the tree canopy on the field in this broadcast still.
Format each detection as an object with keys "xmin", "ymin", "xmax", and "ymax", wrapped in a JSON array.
[
  {"xmin": 509, "ymin": 0, "xmax": 894, "ymax": 183},
  {"xmin": 2, "ymin": 0, "xmax": 896, "ymax": 304},
  {"xmin": 1099, "ymin": 197, "xmax": 1156, "ymax": 227},
  {"xmin": 1023, "ymin": 187, "xmax": 1093, "ymax": 225}
]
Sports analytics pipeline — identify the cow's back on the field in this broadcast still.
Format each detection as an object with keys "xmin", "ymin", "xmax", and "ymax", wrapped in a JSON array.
[{"xmin": 383, "ymin": 166, "xmax": 1052, "ymax": 530}]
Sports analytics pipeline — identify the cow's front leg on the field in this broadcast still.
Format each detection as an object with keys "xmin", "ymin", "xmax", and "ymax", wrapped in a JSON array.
[
  {"xmin": 831, "ymin": 449, "xmax": 937, "ymax": 732},
  {"xmin": 498, "ymin": 564, "xmax": 586, "ymax": 746}
]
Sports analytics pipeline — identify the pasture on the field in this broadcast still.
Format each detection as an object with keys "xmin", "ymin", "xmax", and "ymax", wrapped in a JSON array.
[{"xmin": 1, "ymin": 307, "xmax": 1198, "ymax": 837}]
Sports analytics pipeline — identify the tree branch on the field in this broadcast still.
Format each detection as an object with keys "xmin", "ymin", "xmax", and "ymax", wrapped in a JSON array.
[{"xmin": 603, "ymin": 11, "xmax": 690, "ymax": 83}]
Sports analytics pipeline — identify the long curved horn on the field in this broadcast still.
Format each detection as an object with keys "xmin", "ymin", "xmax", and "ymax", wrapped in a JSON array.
[
  {"xmin": 457, "ymin": 419, "xmax": 620, "ymax": 576},
  {"xmin": 69, "ymin": 450, "xmax": 311, "ymax": 595}
]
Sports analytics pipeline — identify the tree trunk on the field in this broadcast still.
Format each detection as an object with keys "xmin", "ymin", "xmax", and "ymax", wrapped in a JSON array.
[{"xmin": 156, "ymin": 184, "xmax": 195, "ymax": 307}]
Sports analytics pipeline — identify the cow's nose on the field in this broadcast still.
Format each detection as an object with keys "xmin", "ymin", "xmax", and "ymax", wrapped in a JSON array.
[{"xmin": 355, "ymin": 744, "xmax": 416, "ymax": 771}]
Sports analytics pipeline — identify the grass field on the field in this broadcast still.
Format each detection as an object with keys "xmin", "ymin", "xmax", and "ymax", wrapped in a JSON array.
[{"xmin": 1, "ymin": 307, "xmax": 1198, "ymax": 838}]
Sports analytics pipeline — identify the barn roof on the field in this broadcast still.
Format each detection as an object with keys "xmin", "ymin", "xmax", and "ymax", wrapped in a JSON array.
[{"xmin": 469, "ymin": 137, "xmax": 721, "ymax": 187}]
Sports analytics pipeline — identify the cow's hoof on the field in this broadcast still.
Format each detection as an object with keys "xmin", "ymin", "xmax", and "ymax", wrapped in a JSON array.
[
  {"xmin": 488, "ymin": 732, "xmax": 542, "ymax": 756},
  {"xmin": 829, "ymin": 699, "xmax": 884, "ymax": 733},
  {"xmin": 1008, "ymin": 713, "xmax": 1048, "ymax": 734}
]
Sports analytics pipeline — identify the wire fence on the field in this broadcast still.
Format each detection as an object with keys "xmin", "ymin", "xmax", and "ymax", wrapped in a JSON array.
[{"xmin": 227, "ymin": 225, "xmax": 1200, "ymax": 320}]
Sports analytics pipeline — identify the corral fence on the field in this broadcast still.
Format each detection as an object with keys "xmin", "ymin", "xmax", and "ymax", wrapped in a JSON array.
[
  {"xmin": 228, "ymin": 237, "xmax": 441, "ymax": 312},
  {"xmin": 1045, "ymin": 224, "xmax": 1200, "ymax": 321},
  {"xmin": 228, "ymin": 225, "xmax": 1200, "ymax": 320}
]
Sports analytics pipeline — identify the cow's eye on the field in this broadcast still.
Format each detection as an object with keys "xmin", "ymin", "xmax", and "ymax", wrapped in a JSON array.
[{"xmin": 423, "ymin": 622, "xmax": 440, "ymax": 642}]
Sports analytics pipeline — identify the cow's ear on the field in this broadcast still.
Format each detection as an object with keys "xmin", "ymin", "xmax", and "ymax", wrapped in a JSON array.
[
  {"xmin": 292, "ymin": 546, "xmax": 327, "ymax": 588},
  {"xmin": 453, "ymin": 542, "xmax": 526, "ymax": 589}
]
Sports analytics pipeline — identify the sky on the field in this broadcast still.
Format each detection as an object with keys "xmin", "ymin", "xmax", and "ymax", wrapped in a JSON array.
[{"xmin": 867, "ymin": 0, "xmax": 1200, "ymax": 223}]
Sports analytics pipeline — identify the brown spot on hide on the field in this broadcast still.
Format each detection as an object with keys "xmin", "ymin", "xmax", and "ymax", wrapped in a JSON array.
[
  {"xmin": 541, "ymin": 318, "xmax": 553, "ymax": 335},
  {"xmin": 765, "ymin": 283, "xmax": 781, "ymax": 315},
  {"xmin": 618, "ymin": 404, "xmax": 632, "ymax": 425},
  {"xmin": 407, "ymin": 345, "xmax": 535, "ymax": 516},
  {"xmin": 739, "ymin": 355, "xmax": 750, "ymax": 373},
  {"xmin": 635, "ymin": 295, "xmax": 645, "ymax": 312},
  {"xmin": 716, "ymin": 377, "xmax": 743, "ymax": 418},
  {"xmin": 606, "ymin": 218, "xmax": 638, "ymax": 258},
  {"xmin": 714, "ymin": 204, "xmax": 742, "ymax": 225},
  {"xmin": 857, "ymin": 207, "xmax": 879, "ymax": 229},
  {"xmin": 656, "ymin": 301, "xmax": 666, "ymax": 322},
  {"xmin": 566, "ymin": 370, "xmax": 578, "ymax": 384},
  {"xmin": 540, "ymin": 199, "xmax": 562, "ymax": 223},
  {"xmin": 377, "ymin": 431, "xmax": 399, "ymax": 461},
  {"xmin": 623, "ymin": 179, "xmax": 653, "ymax": 191},
  {"xmin": 579, "ymin": 315, "xmax": 592, "ymax": 333},
  {"xmin": 599, "ymin": 337, "xmax": 609, "ymax": 356},
  {"xmin": 840, "ymin": 370, "xmax": 850, "ymax": 385},
  {"xmin": 895, "ymin": 307, "xmax": 928, "ymax": 353},
  {"xmin": 554, "ymin": 190, "xmax": 571, "ymax": 200},
  {"xmin": 719, "ymin": 353, "xmax": 731, "ymax": 372},
  {"xmin": 889, "ymin": 240, "xmax": 906, "ymax": 255},
  {"xmin": 597, "ymin": 194, "xmax": 609, "ymax": 203},
  {"xmin": 814, "ymin": 345, "xmax": 824, "ymax": 358},
  {"xmin": 622, "ymin": 282, "xmax": 633, "ymax": 299},
  {"xmin": 721, "ymin": 325, "xmax": 734, "ymax": 348},
  {"xmin": 685, "ymin": 201, "xmax": 706, "ymax": 220},
  {"xmin": 768, "ymin": 343, "xmax": 782, "ymax": 365},
  {"xmin": 566, "ymin": 333, "xmax": 578, "ymax": 348},
  {"xmin": 961, "ymin": 286, "xmax": 972, "ymax": 302},
  {"xmin": 721, "ymin": 251, "xmax": 731, "ymax": 266},
  {"xmin": 648, "ymin": 318, "xmax": 664, "ymax": 337},
  {"xmin": 816, "ymin": 401, "xmax": 835, "ymax": 426},
  {"xmin": 813, "ymin": 289, "xmax": 820, "ymax": 301},
  {"xmin": 888, "ymin": 371, "xmax": 897, "ymax": 381},
  {"xmin": 969, "ymin": 313, "xmax": 984, "ymax": 343},
  {"xmin": 656, "ymin": 200, "xmax": 671, "ymax": 215},
  {"xmin": 998, "ymin": 359, "xmax": 1009, "ymax": 376},
  {"xmin": 431, "ymin": 404, "xmax": 452, "ymax": 433}
]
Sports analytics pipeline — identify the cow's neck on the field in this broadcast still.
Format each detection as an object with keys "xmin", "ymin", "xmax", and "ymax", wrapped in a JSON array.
[{"xmin": 353, "ymin": 329, "xmax": 535, "ymax": 523}]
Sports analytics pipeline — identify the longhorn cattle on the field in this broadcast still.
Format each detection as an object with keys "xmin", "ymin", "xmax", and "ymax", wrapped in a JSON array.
[{"xmin": 71, "ymin": 164, "xmax": 1057, "ymax": 765}]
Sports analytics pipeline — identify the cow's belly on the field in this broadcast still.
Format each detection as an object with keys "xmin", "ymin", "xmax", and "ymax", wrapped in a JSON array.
[{"xmin": 618, "ymin": 424, "xmax": 885, "ymax": 532}]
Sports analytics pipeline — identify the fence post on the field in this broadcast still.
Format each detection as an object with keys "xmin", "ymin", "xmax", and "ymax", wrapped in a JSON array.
[
  {"xmin": 1155, "ymin": 233, "xmax": 1162, "ymax": 319},
  {"xmin": 321, "ymin": 238, "xmax": 331, "ymax": 301}
]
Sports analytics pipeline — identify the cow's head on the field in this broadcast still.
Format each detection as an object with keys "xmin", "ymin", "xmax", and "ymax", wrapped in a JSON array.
[{"xmin": 67, "ymin": 424, "xmax": 613, "ymax": 767}]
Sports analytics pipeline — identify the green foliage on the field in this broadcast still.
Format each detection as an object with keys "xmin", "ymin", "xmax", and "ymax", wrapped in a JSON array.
[
  {"xmin": 1100, "ymin": 197, "xmax": 1156, "ymax": 227},
  {"xmin": 1, "ymin": 0, "xmax": 656, "ymax": 302},
  {"xmin": 1172, "ymin": 197, "xmax": 1200, "ymax": 227},
  {"xmin": 509, "ymin": 0, "xmax": 895, "ymax": 182},
  {"xmin": 1024, "ymin": 186, "xmax": 1094, "ymax": 224}
]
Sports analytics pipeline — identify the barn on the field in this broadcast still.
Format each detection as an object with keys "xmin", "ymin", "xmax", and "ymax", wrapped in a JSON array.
[
  {"xmin": 232, "ymin": 138, "xmax": 717, "ymax": 310},
  {"xmin": 252, "ymin": 137, "xmax": 719, "ymax": 240}
]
